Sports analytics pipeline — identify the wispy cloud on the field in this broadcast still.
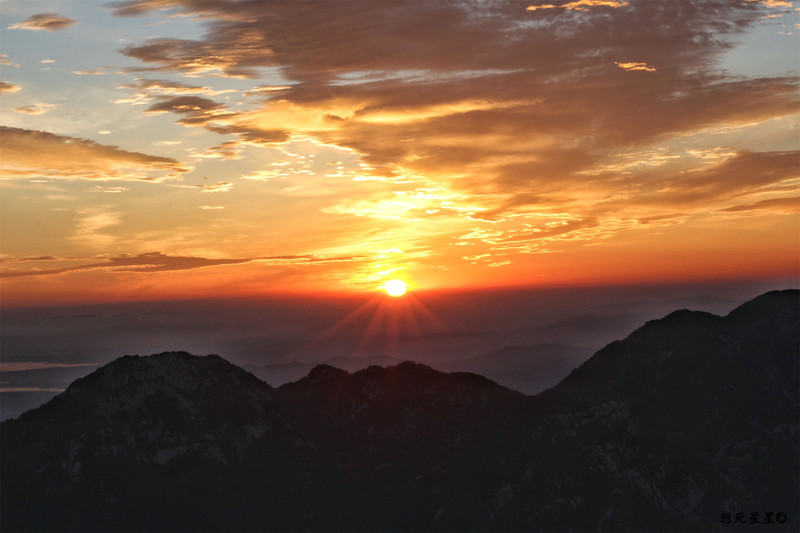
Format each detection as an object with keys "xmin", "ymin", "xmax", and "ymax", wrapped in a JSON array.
[
  {"xmin": 0, "ymin": 251, "xmax": 367, "ymax": 279},
  {"xmin": 72, "ymin": 67, "xmax": 116, "ymax": 76},
  {"xmin": 527, "ymin": 1, "xmax": 629, "ymax": 12},
  {"xmin": 70, "ymin": 209, "xmax": 122, "ymax": 249},
  {"xmin": 0, "ymin": 252, "xmax": 255, "ymax": 278},
  {"xmin": 0, "ymin": 54, "xmax": 20, "ymax": 68},
  {"xmin": 8, "ymin": 13, "xmax": 76, "ymax": 32},
  {"xmin": 115, "ymin": 78, "xmax": 238, "ymax": 105},
  {"xmin": 14, "ymin": 103, "xmax": 54, "ymax": 115},
  {"xmin": 615, "ymin": 61, "xmax": 656, "ymax": 72},
  {"xmin": 173, "ymin": 180, "xmax": 234, "ymax": 193},
  {"xmin": 117, "ymin": 85, "xmax": 291, "ymax": 153},
  {"xmin": 633, "ymin": 151, "xmax": 799, "ymax": 207},
  {"xmin": 719, "ymin": 196, "xmax": 799, "ymax": 214},
  {"xmin": 0, "ymin": 81, "xmax": 22, "ymax": 94},
  {"xmin": 0, "ymin": 126, "xmax": 191, "ymax": 182}
]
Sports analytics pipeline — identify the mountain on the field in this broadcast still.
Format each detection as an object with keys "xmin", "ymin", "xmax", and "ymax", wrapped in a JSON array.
[
  {"xmin": 440, "ymin": 343, "xmax": 590, "ymax": 395},
  {"xmin": 244, "ymin": 345, "xmax": 589, "ymax": 396},
  {"xmin": 1, "ymin": 290, "xmax": 797, "ymax": 531},
  {"xmin": 1, "ymin": 353, "xmax": 279, "ymax": 531},
  {"xmin": 495, "ymin": 289, "xmax": 799, "ymax": 530},
  {"xmin": 0, "ymin": 364, "xmax": 101, "ymax": 421},
  {"xmin": 243, "ymin": 353, "xmax": 402, "ymax": 387}
]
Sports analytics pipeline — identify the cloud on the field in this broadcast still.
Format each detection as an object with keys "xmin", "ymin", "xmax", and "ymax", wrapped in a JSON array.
[
  {"xmin": 0, "ymin": 252, "xmax": 253, "ymax": 278},
  {"xmin": 115, "ymin": 78, "xmax": 238, "ymax": 105},
  {"xmin": 638, "ymin": 150, "xmax": 799, "ymax": 207},
  {"xmin": 140, "ymin": 94, "xmax": 290, "ymax": 150},
  {"xmin": 246, "ymin": 85, "xmax": 293, "ymax": 96},
  {"xmin": 755, "ymin": 0, "xmax": 792, "ymax": 7},
  {"xmin": 615, "ymin": 61, "xmax": 656, "ymax": 72},
  {"xmin": 0, "ymin": 126, "xmax": 191, "ymax": 182},
  {"xmin": 70, "ymin": 209, "xmax": 122, "ymax": 248},
  {"xmin": 527, "ymin": 1, "xmax": 629, "ymax": 11},
  {"xmin": 204, "ymin": 125, "xmax": 289, "ymax": 145},
  {"xmin": 0, "ymin": 251, "xmax": 366, "ymax": 278},
  {"xmin": 0, "ymin": 82, "xmax": 21, "ymax": 94},
  {"xmin": 72, "ymin": 67, "xmax": 116, "ymax": 75},
  {"xmin": 120, "ymin": 37, "xmax": 272, "ymax": 77},
  {"xmin": 109, "ymin": 0, "xmax": 799, "ymax": 256},
  {"xmin": 0, "ymin": 256, "xmax": 60, "ymax": 263},
  {"xmin": 89, "ymin": 185, "xmax": 129, "ymax": 193},
  {"xmin": 173, "ymin": 180, "xmax": 233, "ymax": 192},
  {"xmin": 115, "ymin": 79, "xmax": 290, "ymax": 150},
  {"xmin": 198, "ymin": 181, "xmax": 232, "ymax": 192},
  {"xmin": 14, "ymin": 104, "xmax": 53, "ymax": 115},
  {"xmin": 8, "ymin": 13, "xmax": 76, "ymax": 31},
  {"xmin": 719, "ymin": 196, "xmax": 799, "ymax": 214},
  {"xmin": 0, "ymin": 54, "xmax": 20, "ymax": 68},
  {"xmin": 146, "ymin": 95, "xmax": 224, "ymax": 114}
]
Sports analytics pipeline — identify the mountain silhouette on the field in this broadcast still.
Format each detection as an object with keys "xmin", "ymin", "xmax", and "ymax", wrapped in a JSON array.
[
  {"xmin": 1, "ymin": 290, "xmax": 797, "ymax": 531},
  {"xmin": 243, "ymin": 345, "xmax": 590, "ymax": 396},
  {"xmin": 441, "ymin": 343, "xmax": 590, "ymax": 394}
]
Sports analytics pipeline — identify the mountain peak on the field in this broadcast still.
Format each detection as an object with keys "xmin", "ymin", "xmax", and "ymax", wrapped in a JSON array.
[
  {"xmin": 19, "ymin": 351, "xmax": 275, "ymax": 427},
  {"xmin": 305, "ymin": 363, "xmax": 349, "ymax": 384},
  {"xmin": 545, "ymin": 289, "xmax": 799, "ymax": 409},
  {"xmin": 63, "ymin": 351, "xmax": 269, "ymax": 395},
  {"xmin": 642, "ymin": 308, "xmax": 721, "ymax": 330},
  {"xmin": 726, "ymin": 288, "xmax": 799, "ymax": 321}
]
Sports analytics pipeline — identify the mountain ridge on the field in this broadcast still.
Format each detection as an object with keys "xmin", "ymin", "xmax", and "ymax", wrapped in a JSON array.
[{"xmin": 2, "ymin": 290, "xmax": 797, "ymax": 531}]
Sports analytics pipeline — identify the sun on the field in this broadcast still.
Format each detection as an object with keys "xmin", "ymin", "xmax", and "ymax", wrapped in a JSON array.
[{"xmin": 383, "ymin": 279, "xmax": 407, "ymax": 297}]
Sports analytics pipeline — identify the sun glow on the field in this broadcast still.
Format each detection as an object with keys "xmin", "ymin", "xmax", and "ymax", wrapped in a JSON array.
[{"xmin": 383, "ymin": 279, "xmax": 408, "ymax": 297}]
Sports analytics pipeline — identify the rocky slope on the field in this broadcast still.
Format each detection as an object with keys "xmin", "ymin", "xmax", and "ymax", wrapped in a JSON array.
[{"xmin": 1, "ymin": 290, "xmax": 797, "ymax": 531}]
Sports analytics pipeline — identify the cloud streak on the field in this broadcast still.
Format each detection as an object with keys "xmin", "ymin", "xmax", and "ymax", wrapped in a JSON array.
[
  {"xmin": 0, "ymin": 82, "xmax": 22, "ymax": 94},
  {"xmin": 527, "ymin": 1, "xmax": 629, "ymax": 11},
  {"xmin": 8, "ymin": 13, "xmax": 76, "ymax": 31},
  {"xmin": 0, "ymin": 54, "xmax": 20, "ymax": 68},
  {"xmin": 0, "ymin": 252, "xmax": 368, "ymax": 279},
  {"xmin": 0, "ymin": 127, "xmax": 191, "ymax": 182},
  {"xmin": 719, "ymin": 196, "xmax": 799, "ymax": 214}
]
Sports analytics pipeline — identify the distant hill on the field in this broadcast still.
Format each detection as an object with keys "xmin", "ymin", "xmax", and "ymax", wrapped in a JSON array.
[
  {"xmin": 2, "ymin": 290, "xmax": 797, "ymax": 531},
  {"xmin": 243, "ymin": 353, "xmax": 402, "ymax": 387},
  {"xmin": 440, "ymin": 343, "xmax": 590, "ymax": 394},
  {"xmin": 244, "ymin": 344, "xmax": 590, "ymax": 395}
]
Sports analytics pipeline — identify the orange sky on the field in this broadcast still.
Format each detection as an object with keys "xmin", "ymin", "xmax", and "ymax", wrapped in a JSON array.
[{"xmin": 0, "ymin": 0, "xmax": 798, "ymax": 306}]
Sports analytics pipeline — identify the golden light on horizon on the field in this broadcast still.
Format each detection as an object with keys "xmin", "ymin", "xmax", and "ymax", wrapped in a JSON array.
[
  {"xmin": 383, "ymin": 279, "xmax": 408, "ymax": 297},
  {"xmin": 0, "ymin": 0, "xmax": 797, "ymax": 306}
]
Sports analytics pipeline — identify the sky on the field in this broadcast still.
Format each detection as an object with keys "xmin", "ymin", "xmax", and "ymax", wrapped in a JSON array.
[{"xmin": 0, "ymin": 0, "xmax": 798, "ymax": 306}]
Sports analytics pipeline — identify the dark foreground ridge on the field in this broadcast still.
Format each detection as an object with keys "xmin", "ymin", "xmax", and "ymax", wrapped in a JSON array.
[{"xmin": 2, "ymin": 290, "xmax": 797, "ymax": 531}]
